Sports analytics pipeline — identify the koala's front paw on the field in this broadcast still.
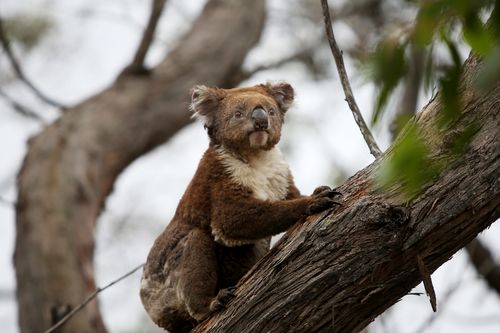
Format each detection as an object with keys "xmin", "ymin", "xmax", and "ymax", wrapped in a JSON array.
[
  {"xmin": 209, "ymin": 287, "xmax": 236, "ymax": 313},
  {"xmin": 307, "ymin": 186, "xmax": 342, "ymax": 215}
]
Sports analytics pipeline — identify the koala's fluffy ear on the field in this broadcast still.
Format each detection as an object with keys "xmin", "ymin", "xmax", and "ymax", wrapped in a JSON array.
[
  {"xmin": 261, "ymin": 81, "xmax": 295, "ymax": 113},
  {"xmin": 190, "ymin": 85, "xmax": 224, "ymax": 127}
]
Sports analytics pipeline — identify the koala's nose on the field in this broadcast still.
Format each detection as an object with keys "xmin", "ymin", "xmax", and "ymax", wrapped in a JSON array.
[{"xmin": 251, "ymin": 108, "xmax": 269, "ymax": 130}]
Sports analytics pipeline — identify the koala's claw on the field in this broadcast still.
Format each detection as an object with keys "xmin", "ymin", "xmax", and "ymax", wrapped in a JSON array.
[
  {"xmin": 210, "ymin": 287, "xmax": 237, "ymax": 312},
  {"xmin": 312, "ymin": 186, "xmax": 342, "ymax": 198},
  {"xmin": 324, "ymin": 190, "xmax": 342, "ymax": 198},
  {"xmin": 307, "ymin": 196, "xmax": 342, "ymax": 215},
  {"xmin": 312, "ymin": 186, "xmax": 332, "ymax": 195}
]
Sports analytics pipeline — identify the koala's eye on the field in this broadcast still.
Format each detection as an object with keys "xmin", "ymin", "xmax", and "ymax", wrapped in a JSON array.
[
  {"xmin": 234, "ymin": 111, "xmax": 243, "ymax": 118},
  {"xmin": 269, "ymin": 109, "xmax": 276, "ymax": 116}
]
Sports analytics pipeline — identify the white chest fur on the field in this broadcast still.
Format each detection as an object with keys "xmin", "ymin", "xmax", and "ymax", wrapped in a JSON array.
[{"xmin": 216, "ymin": 147, "xmax": 290, "ymax": 201}]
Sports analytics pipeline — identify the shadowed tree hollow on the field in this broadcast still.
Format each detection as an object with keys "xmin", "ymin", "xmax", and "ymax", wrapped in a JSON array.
[{"xmin": 12, "ymin": 0, "xmax": 499, "ymax": 333}]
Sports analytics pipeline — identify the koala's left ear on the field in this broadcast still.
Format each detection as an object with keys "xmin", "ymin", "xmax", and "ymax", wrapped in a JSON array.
[
  {"xmin": 189, "ymin": 85, "xmax": 224, "ymax": 127},
  {"xmin": 261, "ymin": 81, "xmax": 295, "ymax": 113}
]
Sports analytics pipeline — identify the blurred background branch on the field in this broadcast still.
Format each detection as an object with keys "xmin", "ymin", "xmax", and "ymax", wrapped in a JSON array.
[
  {"xmin": 0, "ymin": 15, "xmax": 64, "ymax": 109},
  {"xmin": 466, "ymin": 239, "xmax": 500, "ymax": 295},
  {"xmin": 123, "ymin": 0, "xmax": 168, "ymax": 75},
  {"xmin": 0, "ymin": 88, "xmax": 44, "ymax": 122}
]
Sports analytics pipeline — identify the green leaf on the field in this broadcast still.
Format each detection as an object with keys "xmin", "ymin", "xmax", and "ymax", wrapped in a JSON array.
[
  {"xmin": 372, "ymin": 84, "xmax": 391, "ymax": 125},
  {"xmin": 370, "ymin": 39, "xmax": 407, "ymax": 125},
  {"xmin": 438, "ymin": 36, "xmax": 462, "ymax": 128},
  {"xmin": 463, "ymin": 13, "xmax": 494, "ymax": 55},
  {"xmin": 413, "ymin": 2, "xmax": 444, "ymax": 46},
  {"xmin": 475, "ymin": 46, "xmax": 500, "ymax": 90},
  {"xmin": 423, "ymin": 45, "xmax": 436, "ymax": 94},
  {"xmin": 450, "ymin": 122, "xmax": 480, "ymax": 156},
  {"xmin": 377, "ymin": 125, "xmax": 438, "ymax": 199}
]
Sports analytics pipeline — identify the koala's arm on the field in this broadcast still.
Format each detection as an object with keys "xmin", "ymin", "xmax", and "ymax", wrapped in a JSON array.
[{"xmin": 210, "ymin": 183, "xmax": 338, "ymax": 244}]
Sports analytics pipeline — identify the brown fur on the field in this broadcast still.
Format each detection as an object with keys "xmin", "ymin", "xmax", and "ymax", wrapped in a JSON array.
[{"xmin": 140, "ymin": 82, "xmax": 340, "ymax": 332}]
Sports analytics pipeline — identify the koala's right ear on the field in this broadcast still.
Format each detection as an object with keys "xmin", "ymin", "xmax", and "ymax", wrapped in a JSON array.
[{"xmin": 189, "ymin": 85, "xmax": 224, "ymax": 127}]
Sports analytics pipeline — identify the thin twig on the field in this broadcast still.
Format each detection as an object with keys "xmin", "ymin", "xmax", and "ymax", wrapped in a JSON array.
[
  {"xmin": 0, "ymin": 89, "xmax": 45, "ymax": 123},
  {"xmin": 407, "ymin": 292, "xmax": 424, "ymax": 296},
  {"xmin": 126, "ymin": 0, "xmax": 168, "ymax": 73},
  {"xmin": 230, "ymin": 46, "xmax": 319, "ymax": 85},
  {"xmin": 0, "ymin": 15, "xmax": 64, "ymax": 109},
  {"xmin": 320, "ymin": 0, "xmax": 382, "ymax": 158},
  {"xmin": 245, "ymin": 48, "xmax": 316, "ymax": 78},
  {"xmin": 224, "ymin": 45, "xmax": 322, "ymax": 88},
  {"xmin": 44, "ymin": 263, "xmax": 144, "ymax": 333},
  {"xmin": 417, "ymin": 254, "xmax": 437, "ymax": 312}
]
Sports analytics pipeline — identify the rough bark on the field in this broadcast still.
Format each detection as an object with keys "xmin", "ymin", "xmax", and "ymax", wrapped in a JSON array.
[
  {"xmin": 14, "ymin": 0, "xmax": 265, "ymax": 332},
  {"xmin": 193, "ymin": 55, "xmax": 500, "ymax": 332}
]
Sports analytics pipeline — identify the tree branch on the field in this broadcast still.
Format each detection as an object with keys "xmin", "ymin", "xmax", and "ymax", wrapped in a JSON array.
[
  {"xmin": 417, "ymin": 254, "xmax": 437, "ymax": 312},
  {"xmin": 387, "ymin": 36, "xmax": 500, "ymax": 301},
  {"xmin": 0, "ymin": 15, "xmax": 64, "ymax": 109},
  {"xmin": 123, "ymin": 0, "xmax": 168, "ymax": 75},
  {"xmin": 466, "ymin": 238, "xmax": 500, "ymax": 295},
  {"xmin": 0, "ymin": 89, "xmax": 45, "ymax": 123},
  {"xmin": 320, "ymin": 0, "xmax": 382, "ymax": 158},
  {"xmin": 230, "ymin": 46, "xmax": 320, "ymax": 84}
]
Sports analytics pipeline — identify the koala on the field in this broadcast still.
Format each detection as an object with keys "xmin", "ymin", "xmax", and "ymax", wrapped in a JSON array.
[{"xmin": 140, "ymin": 82, "xmax": 341, "ymax": 333}]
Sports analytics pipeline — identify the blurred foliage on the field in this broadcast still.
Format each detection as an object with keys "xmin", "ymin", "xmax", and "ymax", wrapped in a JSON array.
[
  {"xmin": 369, "ymin": 0, "xmax": 500, "ymax": 199},
  {"xmin": 2, "ymin": 13, "xmax": 54, "ymax": 51},
  {"xmin": 378, "ymin": 125, "xmax": 439, "ymax": 199},
  {"xmin": 370, "ymin": 38, "xmax": 408, "ymax": 124}
]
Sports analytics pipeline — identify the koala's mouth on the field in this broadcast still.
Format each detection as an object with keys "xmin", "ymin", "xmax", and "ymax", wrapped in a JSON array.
[{"xmin": 248, "ymin": 130, "xmax": 269, "ymax": 148}]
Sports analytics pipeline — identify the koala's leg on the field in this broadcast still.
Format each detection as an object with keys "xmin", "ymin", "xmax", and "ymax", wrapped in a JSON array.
[{"xmin": 177, "ymin": 228, "xmax": 219, "ymax": 322}]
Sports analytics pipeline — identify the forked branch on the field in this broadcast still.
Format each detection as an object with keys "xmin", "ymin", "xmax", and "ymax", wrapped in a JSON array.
[{"xmin": 125, "ymin": 0, "xmax": 168, "ymax": 74}]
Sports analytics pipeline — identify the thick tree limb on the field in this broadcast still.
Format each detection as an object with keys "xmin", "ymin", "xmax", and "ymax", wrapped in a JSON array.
[
  {"xmin": 194, "ymin": 53, "xmax": 499, "ymax": 332},
  {"xmin": 14, "ymin": 0, "xmax": 265, "ymax": 332}
]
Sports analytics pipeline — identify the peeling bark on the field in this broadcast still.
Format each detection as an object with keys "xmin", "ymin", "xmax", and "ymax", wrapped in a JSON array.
[
  {"xmin": 194, "ymin": 55, "xmax": 500, "ymax": 332},
  {"xmin": 14, "ymin": 0, "xmax": 265, "ymax": 332}
]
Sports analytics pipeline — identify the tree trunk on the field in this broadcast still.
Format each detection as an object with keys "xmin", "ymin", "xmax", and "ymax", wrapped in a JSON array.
[
  {"xmin": 14, "ymin": 0, "xmax": 265, "ymax": 332},
  {"xmin": 193, "ymin": 55, "xmax": 500, "ymax": 332}
]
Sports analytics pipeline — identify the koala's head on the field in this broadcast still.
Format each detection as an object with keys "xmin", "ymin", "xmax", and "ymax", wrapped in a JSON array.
[{"xmin": 190, "ymin": 82, "xmax": 294, "ymax": 156}]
